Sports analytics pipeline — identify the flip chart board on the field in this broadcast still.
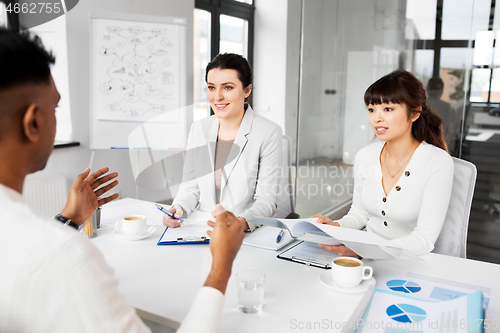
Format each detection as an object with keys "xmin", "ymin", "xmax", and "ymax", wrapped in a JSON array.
[{"xmin": 90, "ymin": 11, "xmax": 189, "ymax": 149}]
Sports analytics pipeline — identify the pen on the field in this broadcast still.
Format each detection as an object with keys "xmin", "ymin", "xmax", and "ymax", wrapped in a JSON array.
[
  {"xmin": 276, "ymin": 229, "xmax": 284, "ymax": 243},
  {"xmin": 156, "ymin": 203, "xmax": 184, "ymax": 223}
]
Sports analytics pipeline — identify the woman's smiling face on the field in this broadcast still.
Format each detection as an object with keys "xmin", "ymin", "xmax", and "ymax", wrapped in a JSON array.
[
  {"xmin": 206, "ymin": 68, "xmax": 252, "ymax": 121},
  {"xmin": 367, "ymin": 102, "xmax": 419, "ymax": 142}
]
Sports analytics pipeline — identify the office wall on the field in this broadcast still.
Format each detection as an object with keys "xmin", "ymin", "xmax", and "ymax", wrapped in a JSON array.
[
  {"xmin": 26, "ymin": 0, "xmax": 194, "ymax": 203},
  {"xmin": 253, "ymin": 0, "xmax": 288, "ymax": 132}
]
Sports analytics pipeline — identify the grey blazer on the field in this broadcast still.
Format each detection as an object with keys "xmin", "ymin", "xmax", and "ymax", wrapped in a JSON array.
[{"xmin": 172, "ymin": 106, "xmax": 283, "ymax": 230}]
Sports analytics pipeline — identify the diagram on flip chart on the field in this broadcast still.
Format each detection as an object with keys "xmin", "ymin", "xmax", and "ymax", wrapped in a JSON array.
[
  {"xmin": 93, "ymin": 19, "xmax": 181, "ymax": 123},
  {"xmin": 90, "ymin": 12, "xmax": 188, "ymax": 150}
]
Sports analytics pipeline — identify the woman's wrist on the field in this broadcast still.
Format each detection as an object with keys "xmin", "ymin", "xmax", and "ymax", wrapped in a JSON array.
[{"xmin": 172, "ymin": 204, "xmax": 185, "ymax": 218}]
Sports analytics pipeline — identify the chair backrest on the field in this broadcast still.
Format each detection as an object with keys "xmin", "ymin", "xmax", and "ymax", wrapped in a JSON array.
[
  {"xmin": 272, "ymin": 135, "xmax": 296, "ymax": 218},
  {"xmin": 433, "ymin": 157, "xmax": 477, "ymax": 258}
]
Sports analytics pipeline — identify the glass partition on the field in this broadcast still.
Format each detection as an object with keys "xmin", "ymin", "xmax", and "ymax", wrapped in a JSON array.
[{"xmin": 295, "ymin": 0, "xmax": 500, "ymax": 263}]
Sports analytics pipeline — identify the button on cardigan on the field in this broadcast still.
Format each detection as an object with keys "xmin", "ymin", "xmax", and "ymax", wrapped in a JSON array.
[{"xmin": 336, "ymin": 141, "xmax": 454, "ymax": 255}]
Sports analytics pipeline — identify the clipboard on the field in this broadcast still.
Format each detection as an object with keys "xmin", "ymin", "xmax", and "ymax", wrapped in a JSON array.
[
  {"xmin": 157, "ymin": 222, "xmax": 211, "ymax": 245},
  {"xmin": 277, "ymin": 241, "xmax": 338, "ymax": 269}
]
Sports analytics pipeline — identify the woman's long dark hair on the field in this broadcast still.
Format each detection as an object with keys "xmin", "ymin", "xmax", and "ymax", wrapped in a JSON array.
[{"xmin": 364, "ymin": 70, "xmax": 448, "ymax": 152}]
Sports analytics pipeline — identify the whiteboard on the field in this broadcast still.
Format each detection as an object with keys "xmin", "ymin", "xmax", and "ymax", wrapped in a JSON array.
[{"xmin": 90, "ymin": 11, "xmax": 189, "ymax": 149}]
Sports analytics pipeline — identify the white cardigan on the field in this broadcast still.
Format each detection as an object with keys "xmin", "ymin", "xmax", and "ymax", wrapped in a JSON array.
[
  {"xmin": 172, "ymin": 106, "xmax": 283, "ymax": 230},
  {"xmin": 337, "ymin": 141, "xmax": 454, "ymax": 255},
  {"xmin": 0, "ymin": 184, "xmax": 223, "ymax": 333}
]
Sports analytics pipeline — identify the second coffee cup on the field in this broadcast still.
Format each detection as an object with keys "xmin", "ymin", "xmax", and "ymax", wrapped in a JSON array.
[
  {"xmin": 331, "ymin": 257, "xmax": 373, "ymax": 289},
  {"xmin": 116, "ymin": 215, "xmax": 148, "ymax": 236}
]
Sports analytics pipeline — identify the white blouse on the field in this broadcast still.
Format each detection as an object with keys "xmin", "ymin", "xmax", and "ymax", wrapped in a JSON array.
[{"xmin": 337, "ymin": 141, "xmax": 454, "ymax": 255}]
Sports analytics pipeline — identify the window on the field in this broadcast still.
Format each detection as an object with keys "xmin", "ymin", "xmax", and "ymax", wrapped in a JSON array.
[
  {"xmin": 193, "ymin": 8, "xmax": 212, "ymax": 120},
  {"xmin": 0, "ymin": 0, "xmax": 18, "ymax": 31},
  {"xmin": 219, "ymin": 14, "xmax": 248, "ymax": 57},
  {"xmin": 410, "ymin": 0, "xmax": 500, "ymax": 105},
  {"xmin": 0, "ymin": 2, "xmax": 7, "ymax": 28},
  {"xmin": 469, "ymin": 29, "xmax": 500, "ymax": 104},
  {"xmin": 441, "ymin": 0, "xmax": 490, "ymax": 40},
  {"xmin": 195, "ymin": 0, "xmax": 254, "ymax": 63},
  {"xmin": 1, "ymin": 5, "xmax": 73, "ymax": 142},
  {"xmin": 194, "ymin": 0, "xmax": 255, "ymax": 115},
  {"xmin": 406, "ymin": 0, "xmax": 436, "ymax": 40},
  {"xmin": 29, "ymin": 16, "xmax": 73, "ymax": 142}
]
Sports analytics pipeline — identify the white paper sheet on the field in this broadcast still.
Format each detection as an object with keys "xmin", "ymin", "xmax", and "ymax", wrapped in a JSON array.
[
  {"xmin": 243, "ymin": 226, "xmax": 295, "ymax": 251},
  {"xmin": 157, "ymin": 210, "xmax": 215, "ymax": 243},
  {"xmin": 159, "ymin": 222, "xmax": 212, "ymax": 243},
  {"xmin": 181, "ymin": 210, "xmax": 215, "ymax": 226}
]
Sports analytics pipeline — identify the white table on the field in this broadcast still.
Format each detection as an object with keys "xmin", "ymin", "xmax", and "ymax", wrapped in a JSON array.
[{"xmin": 92, "ymin": 198, "xmax": 500, "ymax": 332}]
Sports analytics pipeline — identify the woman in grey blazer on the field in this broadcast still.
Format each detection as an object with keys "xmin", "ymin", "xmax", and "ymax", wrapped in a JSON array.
[{"xmin": 163, "ymin": 54, "xmax": 283, "ymax": 231}]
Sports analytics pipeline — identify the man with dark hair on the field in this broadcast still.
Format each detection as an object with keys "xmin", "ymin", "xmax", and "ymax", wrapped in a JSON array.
[
  {"xmin": 0, "ymin": 28, "xmax": 244, "ymax": 332},
  {"xmin": 427, "ymin": 76, "xmax": 458, "ymax": 154}
]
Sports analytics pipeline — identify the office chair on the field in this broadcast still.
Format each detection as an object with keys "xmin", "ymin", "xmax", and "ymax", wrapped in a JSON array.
[
  {"xmin": 433, "ymin": 157, "xmax": 477, "ymax": 258},
  {"xmin": 272, "ymin": 135, "xmax": 300, "ymax": 219}
]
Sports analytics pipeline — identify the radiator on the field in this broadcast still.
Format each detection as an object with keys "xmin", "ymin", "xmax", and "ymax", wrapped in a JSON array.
[{"xmin": 23, "ymin": 176, "xmax": 68, "ymax": 218}]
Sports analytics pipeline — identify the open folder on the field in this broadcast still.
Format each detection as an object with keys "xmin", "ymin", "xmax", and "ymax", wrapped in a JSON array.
[
  {"xmin": 157, "ymin": 211, "xmax": 214, "ymax": 245},
  {"xmin": 248, "ymin": 218, "xmax": 422, "ymax": 260}
]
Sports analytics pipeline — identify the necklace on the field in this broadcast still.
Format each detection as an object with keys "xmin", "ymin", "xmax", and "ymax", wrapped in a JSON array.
[{"xmin": 383, "ymin": 143, "xmax": 417, "ymax": 178}]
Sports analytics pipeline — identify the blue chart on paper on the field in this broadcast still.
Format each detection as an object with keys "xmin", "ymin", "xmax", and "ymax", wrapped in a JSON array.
[
  {"xmin": 387, "ymin": 280, "xmax": 422, "ymax": 293},
  {"xmin": 386, "ymin": 304, "xmax": 427, "ymax": 323}
]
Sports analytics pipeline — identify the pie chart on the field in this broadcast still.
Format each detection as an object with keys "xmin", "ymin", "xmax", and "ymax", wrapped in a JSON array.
[
  {"xmin": 386, "ymin": 304, "xmax": 427, "ymax": 323},
  {"xmin": 386, "ymin": 280, "xmax": 421, "ymax": 293}
]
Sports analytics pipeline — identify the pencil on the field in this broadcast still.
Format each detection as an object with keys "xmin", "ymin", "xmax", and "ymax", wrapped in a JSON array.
[{"xmin": 82, "ymin": 216, "xmax": 94, "ymax": 237}]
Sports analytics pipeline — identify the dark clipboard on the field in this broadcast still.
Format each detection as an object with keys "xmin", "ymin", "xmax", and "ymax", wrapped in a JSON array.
[
  {"xmin": 157, "ymin": 227, "xmax": 210, "ymax": 245},
  {"xmin": 277, "ymin": 241, "xmax": 337, "ymax": 269}
]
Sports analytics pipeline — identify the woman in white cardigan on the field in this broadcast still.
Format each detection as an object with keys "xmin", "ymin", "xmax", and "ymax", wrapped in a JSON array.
[
  {"xmin": 163, "ymin": 54, "xmax": 282, "ymax": 231},
  {"xmin": 314, "ymin": 71, "xmax": 454, "ymax": 256}
]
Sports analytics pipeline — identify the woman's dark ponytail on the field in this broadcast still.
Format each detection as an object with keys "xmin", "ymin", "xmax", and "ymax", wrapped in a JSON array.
[{"xmin": 412, "ymin": 100, "xmax": 448, "ymax": 151}]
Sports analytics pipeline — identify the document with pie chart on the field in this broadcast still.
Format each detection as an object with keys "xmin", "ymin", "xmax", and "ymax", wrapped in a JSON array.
[{"xmin": 351, "ymin": 288, "xmax": 484, "ymax": 333}]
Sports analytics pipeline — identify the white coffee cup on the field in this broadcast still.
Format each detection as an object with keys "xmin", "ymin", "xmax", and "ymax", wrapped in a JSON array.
[
  {"xmin": 331, "ymin": 257, "xmax": 373, "ymax": 289},
  {"xmin": 115, "ymin": 215, "xmax": 148, "ymax": 236}
]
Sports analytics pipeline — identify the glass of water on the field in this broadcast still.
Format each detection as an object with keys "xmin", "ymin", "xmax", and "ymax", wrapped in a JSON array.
[{"xmin": 236, "ymin": 270, "xmax": 265, "ymax": 313}]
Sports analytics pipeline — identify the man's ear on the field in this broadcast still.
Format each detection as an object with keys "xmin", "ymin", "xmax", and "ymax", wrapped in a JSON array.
[{"xmin": 22, "ymin": 103, "xmax": 40, "ymax": 143}]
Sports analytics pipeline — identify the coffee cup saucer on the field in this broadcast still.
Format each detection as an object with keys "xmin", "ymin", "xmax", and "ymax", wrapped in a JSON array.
[
  {"xmin": 319, "ymin": 271, "xmax": 376, "ymax": 294},
  {"xmin": 113, "ymin": 226, "xmax": 156, "ymax": 241}
]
